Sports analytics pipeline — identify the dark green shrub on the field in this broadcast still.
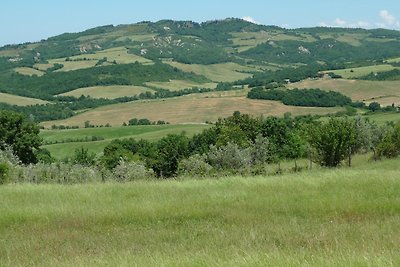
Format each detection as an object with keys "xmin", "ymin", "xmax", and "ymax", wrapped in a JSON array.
[{"xmin": 0, "ymin": 163, "xmax": 10, "ymax": 184}]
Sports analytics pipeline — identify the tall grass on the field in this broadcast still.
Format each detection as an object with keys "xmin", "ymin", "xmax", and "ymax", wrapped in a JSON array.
[{"xmin": 0, "ymin": 158, "xmax": 400, "ymax": 266}]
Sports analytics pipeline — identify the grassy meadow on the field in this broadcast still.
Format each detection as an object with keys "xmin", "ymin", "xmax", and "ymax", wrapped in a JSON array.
[
  {"xmin": 41, "ymin": 124, "xmax": 211, "ymax": 159},
  {"xmin": 291, "ymin": 79, "xmax": 400, "ymax": 105},
  {"xmin": 41, "ymin": 47, "xmax": 153, "ymax": 72},
  {"xmin": 14, "ymin": 67, "xmax": 45, "ymax": 77},
  {"xmin": 59, "ymin": 85, "xmax": 153, "ymax": 99},
  {"xmin": 145, "ymin": 80, "xmax": 217, "ymax": 91},
  {"xmin": 0, "ymin": 92, "xmax": 48, "ymax": 106},
  {"xmin": 325, "ymin": 64, "xmax": 398, "ymax": 79},
  {"xmin": 41, "ymin": 90, "xmax": 344, "ymax": 127},
  {"xmin": 1, "ymin": 157, "xmax": 400, "ymax": 266},
  {"xmin": 164, "ymin": 61, "xmax": 255, "ymax": 82},
  {"xmin": 230, "ymin": 31, "xmax": 315, "ymax": 52}
]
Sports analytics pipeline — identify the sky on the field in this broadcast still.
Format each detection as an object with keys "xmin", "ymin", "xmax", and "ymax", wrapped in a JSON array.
[{"xmin": 1, "ymin": 0, "xmax": 400, "ymax": 46}]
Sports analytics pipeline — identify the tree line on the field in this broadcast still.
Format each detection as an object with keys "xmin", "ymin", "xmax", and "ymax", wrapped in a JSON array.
[
  {"xmin": 247, "ymin": 87, "xmax": 352, "ymax": 107},
  {"xmin": 2, "ymin": 110, "xmax": 400, "ymax": 184}
]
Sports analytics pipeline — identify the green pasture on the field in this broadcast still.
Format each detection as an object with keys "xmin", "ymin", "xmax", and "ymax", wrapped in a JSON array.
[
  {"xmin": 0, "ymin": 92, "xmax": 48, "ymax": 106},
  {"xmin": 325, "ymin": 64, "xmax": 397, "ymax": 79},
  {"xmin": 1, "ymin": 157, "xmax": 400, "ymax": 266},
  {"xmin": 59, "ymin": 85, "xmax": 153, "ymax": 99},
  {"xmin": 41, "ymin": 124, "xmax": 211, "ymax": 159},
  {"xmin": 164, "ymin": 61, "xmax": 255, "ymax": 82},
  {"xmin": 41, "ymin": 92, "xmax": 344, "ymax": 127},
  {"xmin": 291, "ymin": 79, "xmax": 400, "ymax": 105}
]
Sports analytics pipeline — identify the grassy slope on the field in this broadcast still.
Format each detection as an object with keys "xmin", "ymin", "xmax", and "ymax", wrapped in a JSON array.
[
  {"xmin": 164, "ymin": 61, "xmax": 255, "ymax": 82},
  {"xmin": 41, "ymin": 90, "xmax": 344, "ymax": 127},
  {"xmin": 230, "ymin": 31, "xmax": 316, "ymax": 52},
  {"xmin": 0, "ymin": 92, "xmax": 48, "ymax": 106},
  {"xmin": 145, "ymin": 80, "xmax": 217, "ymax": 91},
  {"xmin": 59, "ymin": 85, "xmax": 153, "ymax": 99},
  {"xmin": 291, "ymin": 79, "xmax": 400, "ymax": 105},
  {"xmin": 1, "ymin": 158, "xmax": 400, "ymax": 266},
  {"xmin": 14, "ymin": 67, "xmax": 45, "ymax": 77},
  {"xmin": 326, "ymin": 64, "xmax": 398, "ymax": 79},
  {"xmin": 41, "ymin": 124, "xmax": 211, "ymax": 159},
  {"xmin": 44, "ymin": 47, "xmax": 153, "ymax": 72},
  {"xmin": 363, "ymin": 112, "xmax": 400, "ymax": 124}
]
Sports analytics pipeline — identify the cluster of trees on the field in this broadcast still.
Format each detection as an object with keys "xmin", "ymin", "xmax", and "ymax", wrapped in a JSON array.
[
  {"xmin": 0, "ymin": 111, "xmax": 42, "ymax": 164},
  {"xmin": 126, "ymin": 118, "xmax": 168, "ymax": 126},
  {"xmin": 248, "ymin": 87, "xmax": 352, "ymax": 107},
  {"xmin": 100, "ymin": 112, "xmax": 389, "ymax": 177},
  {"xmin": 2, "ymin": 110, "xmax": 400, "ymax": 184},
  {"xmin": 359, "ymin": 69, "xmax": 400, "ymax": 81},
  {"xmin": 43, "ymin": 136, "xmax": 105, "ymax": 146}
]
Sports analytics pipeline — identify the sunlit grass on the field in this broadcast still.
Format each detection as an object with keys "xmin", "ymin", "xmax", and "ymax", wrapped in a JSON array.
[{"xmin": 1, "ymin": 157, "xmax": 400, "ymax": 266}]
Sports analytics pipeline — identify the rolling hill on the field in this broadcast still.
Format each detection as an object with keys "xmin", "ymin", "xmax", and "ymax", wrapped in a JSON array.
[{"xmin": 1, "ymin": 18, "xmax": 400, "ymax": 127}]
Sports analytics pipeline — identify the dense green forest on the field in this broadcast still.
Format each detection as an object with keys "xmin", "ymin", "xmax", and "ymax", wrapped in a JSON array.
[{"xmin": 247, "ymin": 88, "xmax": 352, "ymax": 107}]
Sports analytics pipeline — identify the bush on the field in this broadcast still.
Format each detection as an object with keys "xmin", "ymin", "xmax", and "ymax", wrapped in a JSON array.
[
  {"xmin": 13, "ymin": 163, "xmax": 102, "ymax": 184},
  {"xmin": 178, "ymin": 154, "xmax": 213, "ymax": 177},
  {"xmin": 250, "ymin": 134, "xmax": 278, "ymax": 165},
  {"xmin": 207, "ymin": 143, "xmax": 252, "ymax": 172},
  {"xmin": 113, "ymin": 160, "xmax": 154, "ymax": 182},
  {"xmin": 0, "ymin": 163, "xmax": 10, "ymax": 184},
  {"xmin": 308, "ymin": 118, "xmax": 356, "ymax": 167},
  {"xmin": 72, "ymin": 147, "xmax": 96, "ymax": 166},
  {"xmin": 377, "ymin": 123, "xmax": 400, "ymax": 158}
]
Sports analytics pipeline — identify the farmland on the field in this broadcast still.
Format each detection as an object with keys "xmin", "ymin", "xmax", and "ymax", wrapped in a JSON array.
[
  {"xmin": 41, "ymin": 124, "xmax": 211, "ymax": 159},
  {"xmin": 59, "ymin": 85, "xmax": 154, "ymax": 99},
  {"xmin": 1, "ymin": 157, "xmax": 399, "ymax": 266},
  {"xmin": 164, "ymin": 61, "xmax": 256, "ymax": 82},
  {"xmin": 325, "ymin": 64, "xmax": 398, "ymax": 79},
  {"xmin": 290, "ymin": 79, "xmax": 400, "ymax": 105},
  {"xmin": 14, "ymin": 67, "xmax": 45, "ymax": 77},
  {"xmin": 42, "ymin": 47, "xmax": 153, "ymax": 72},
  {"xmin": 145, "ymin": 80, "xmax": 217, "ymax": 91},
  {"xmin": 41, "ymin": 90, "xmax": 344, "ymax": 127},
  {"xmin": 0, "ymin": 92, "xmax": 48, "ymax": 106}
]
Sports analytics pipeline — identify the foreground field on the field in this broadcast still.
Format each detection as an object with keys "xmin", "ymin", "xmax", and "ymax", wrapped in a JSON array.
[
  {"xmin": 41, "ymin": 90, "xmax": 344, "ymax": 127},
  {"xmin": 41, "ymin": 124, "xmax": 210, "ymax": 159},
  {"xmin": 1, "ymin": 158, "xmax": 400, "ymax": 266}
]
